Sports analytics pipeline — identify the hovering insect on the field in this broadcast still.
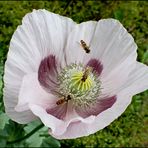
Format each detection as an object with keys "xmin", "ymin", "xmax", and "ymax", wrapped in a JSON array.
[
  {"xmin": 81, "ymin": 67, "xmax": 92, "ymax": 82},
  {"xmin": 56, "ymin": 95, "xmax": 72, "ymax": 105},
  {"xmin": 80, "ymin": 40, "xmax": 91, "ymax": 53}
]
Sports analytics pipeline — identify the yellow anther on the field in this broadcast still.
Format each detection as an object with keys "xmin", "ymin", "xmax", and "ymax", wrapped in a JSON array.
[{"xmin": 70, "ymin": 70, "xmax": 93, "ymax": 92}]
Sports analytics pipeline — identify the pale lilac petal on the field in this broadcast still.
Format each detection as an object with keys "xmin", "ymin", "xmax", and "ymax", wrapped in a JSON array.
[
  {"xmin": 53, "ymin": 62, "xmax": 148, "ymax": 139},
  {"xmin": 46, "ymin": 98, "xmax": 76, "ymax": 121},
  {"xmin": 50, "ymin": 121, "xmax": 90, "ymax": 139},
  {"xmin": 86, "ymin": 59, "xmax": 103, "ymax": 76},
  {"xmin": 101, "ymin": 53, "xmax": 137, "ymax": 95},
  {"xmin": 29, "ymin": 104, "xmax": 66, "ymax": 135},
  {"xmin": 96, "ymin": 19, "xmax": 138, "ymax": 95},
  {"xmin": 65, "ymin": 21, "xmax": 97, "ymax": 65},
  {"xmin": 3, "ymin": 63, "xmax": 37, "ymax": 123},
  {"xmin": 4, "ymin": 9, "xmax": 148, "ymax": 140},
  {"xmin": 17, "ymin": 72, "xmax": 68, "ymax": 121},
  {"xmin": 18, "ymin": 9, "xmax": 76, "ymax": 66},
  {"xmin": 53, "ymin": 92, "xmax": 130, "ymax": 139},
  {"xmin": 65, "ymin": 19, "xmax": 137, "ymax": 96},
  {"xmin": 4, "ymin": 9, "xmax": 75, "ymax": 123},
  {"xmin": 38, "ymin": 10, "xmax": 76, "ymax": 67},
  {"xmin": 29, "ymin": 104, "xmax": 95, "ymax": 137},
  {"xmin": 87, "ymin": 19, "xmax": 137, "ymax": 76},
  {"xmin": 75, "ymin": 96, "xmax": 116, "ymax": 118},
  {"xmin": 119, "ymin": 62, "xmax": 148, "ymax": 96},
  {"xmin": 46, "ymin": 100, "xmax": 91, "ymax": 122},
  {"xmin": 64, "ymin": 101, "xmax": 77, "ymax": 120},
  {"xmin": 29, "ymin": 66, "xmax": 147, "ymax": 139},
  {"xmin": 99, "ymin": 20, "xmax": 137, "ymax": 94},
  {"xmin": 15, "ymin": 73, "xmax": 56, "ymax": 112},
  {"xmin": 46, "ymin": 103, "xmax": 68, "ymax": 120},
  {"xmin": 38, "ymin": 55, "xmax": 60, "ymax": 94}
]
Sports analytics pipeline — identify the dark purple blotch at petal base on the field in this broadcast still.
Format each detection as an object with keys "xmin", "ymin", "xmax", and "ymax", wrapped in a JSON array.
[
  {"xmin": 38, "ymin": 55, "xmax": 59, "ymax": 93},
  {"xmin": 86, "ymin": 59, "xmax": 103, "ymax": 76},
  {"xmin": 75, "ymin": 96, "xmax": 117, "ymax": 118},
  {"xmin": 46, "ymin": 103, "xmax": 68, "ymax": 120}
]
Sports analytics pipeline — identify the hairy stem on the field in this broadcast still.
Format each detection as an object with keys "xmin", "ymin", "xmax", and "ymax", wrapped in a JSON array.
[{"xmin": 7, "ymin": 124, "xmax": 44, "ymax": 144}]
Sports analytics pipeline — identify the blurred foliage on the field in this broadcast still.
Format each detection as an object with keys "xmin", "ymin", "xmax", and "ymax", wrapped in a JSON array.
[{"xmin": 0, "ymin": 0, "xmax": 148, "ymax": 147}]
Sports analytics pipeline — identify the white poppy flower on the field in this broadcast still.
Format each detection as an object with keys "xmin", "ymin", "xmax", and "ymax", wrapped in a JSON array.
[{"xmin": 3, "ymin": 9, "xmax": 148, "ymax": 139}]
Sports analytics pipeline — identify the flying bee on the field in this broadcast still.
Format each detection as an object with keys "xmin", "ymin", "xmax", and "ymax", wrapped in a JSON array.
[
  {"xmin": 81, "ymin": 67, "xmax": 92, "ymax": 82},
  {"xmin": 80, "ymin": 40, "xmax": 90, "ymax": 53},
  {"xmin": 56, "ymin": 95, "xmax": 72, "ymax": 105}
]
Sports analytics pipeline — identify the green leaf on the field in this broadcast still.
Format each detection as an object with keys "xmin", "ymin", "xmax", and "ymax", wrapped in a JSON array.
[
  {"xmin": 0, "ymin": 112, "xmax": 9, "ymax": 130},
  {"xmin": 114, "ymin": 9, "xmax": 124, "ymax": 21},
  {"xmin": 0, "ymin": 139, "xmax": 6, "ymax": 147},
  {"xmin": 24, "ymin": 121, "xmax": 47, "ymax": 147},
  {"xmin": 41, "ymin": 137, "xmax": 61, "ymax": 148},
  {"xmin": 24, "ymin": 120, "xmax": 42, "ymax": 133},
  {"xmin": 0, "ymin": 129, "xmax": 8, "ymax": 147},
  {"xmin": 5, "ymin": 120, "xmax": 25, "ymax": 142},
  {"xmin": 142, "ymin": 50, "xmax": 148, "ymax": 64},
  {"xmin": 26, "ymin": 132, "xmax": 44, "ymax": 147}
]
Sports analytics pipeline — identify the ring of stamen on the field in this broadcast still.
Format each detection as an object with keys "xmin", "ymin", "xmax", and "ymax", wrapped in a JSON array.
[{"xmin": 57, "ymin": 63, "xmax": 101, "ymax": 107}]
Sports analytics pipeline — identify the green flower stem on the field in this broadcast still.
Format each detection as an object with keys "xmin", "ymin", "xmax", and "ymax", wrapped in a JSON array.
[{"xmin": 7, "ymin": 124, "xmax": 44, "ymax": 144}]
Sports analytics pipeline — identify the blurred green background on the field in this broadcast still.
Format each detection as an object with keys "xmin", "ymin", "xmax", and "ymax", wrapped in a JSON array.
[{"xmin": 0, "ymin": 1, "xmax": 148, "ymax": 147}]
